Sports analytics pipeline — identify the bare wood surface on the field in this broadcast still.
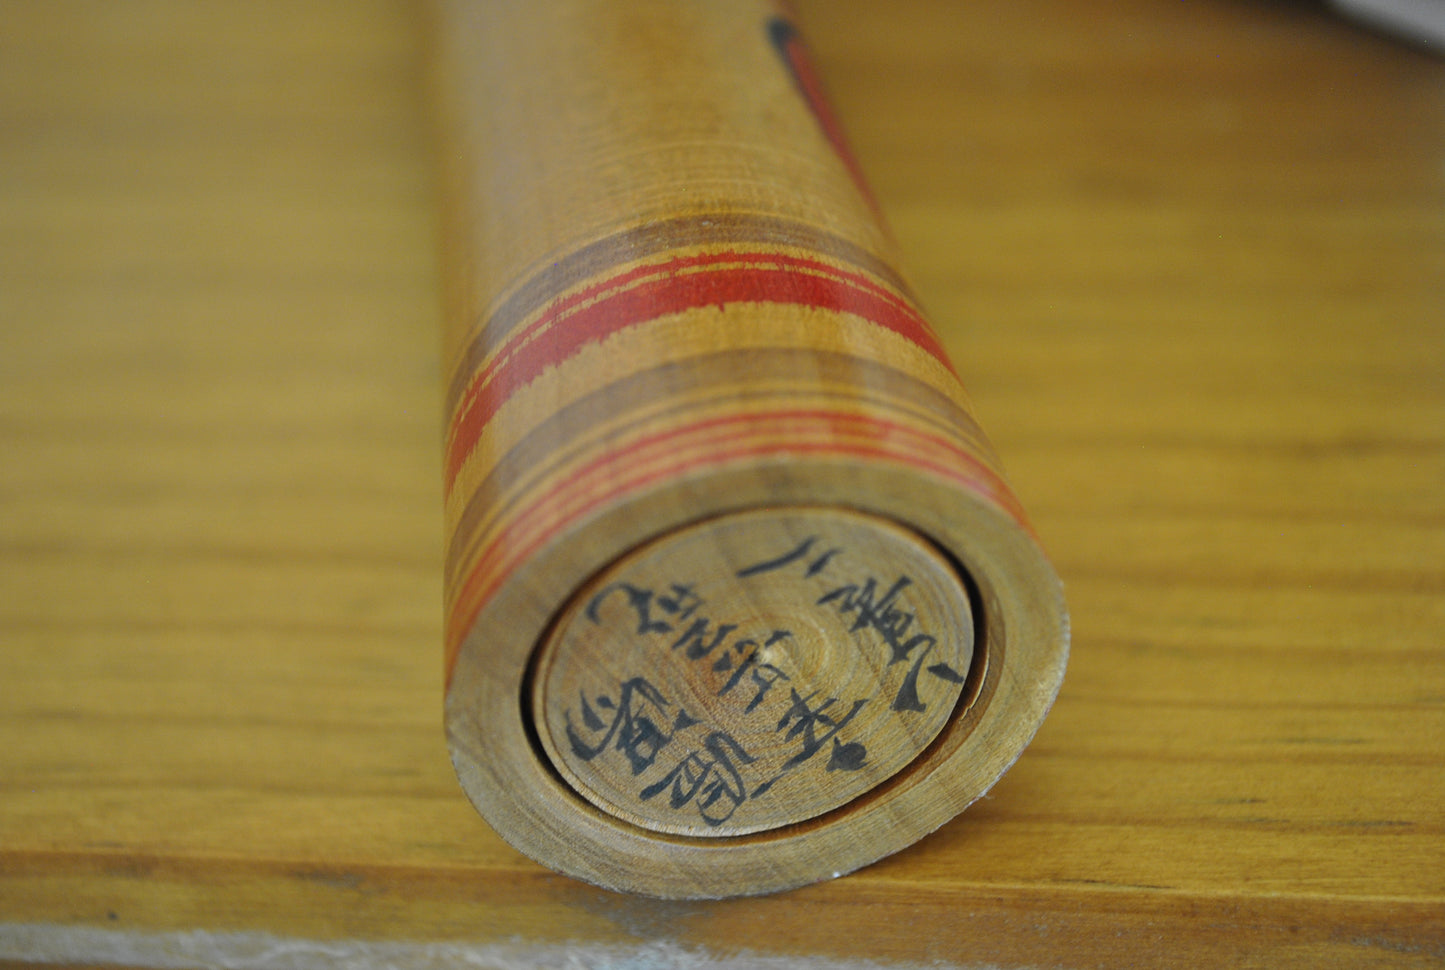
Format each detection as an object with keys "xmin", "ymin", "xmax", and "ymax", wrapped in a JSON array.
[
  {"xmin": 531, "ymin": 508, "xmax": 977, "ymax": 840},
  {"xmin": 1, "ymin": 0, "xmax": 1442, "ymax": 965}
]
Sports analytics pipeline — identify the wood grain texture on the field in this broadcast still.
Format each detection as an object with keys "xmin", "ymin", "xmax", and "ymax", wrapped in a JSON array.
[
  {"xmin": 529, "ymin": 508, "xmax": 977, "ymax": 839},
  {"xmin": 432, "ymin": 0, "xmax": 1066, "ymax": 897},
  {"xmin": 1, "ymin": 0, "xmax": 1442, "ymax": 964}
]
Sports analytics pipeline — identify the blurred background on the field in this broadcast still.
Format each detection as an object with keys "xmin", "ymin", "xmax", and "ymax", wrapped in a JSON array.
[{"xmin": 1, "ymin": 1, "xmax": 1442, "ymax": 966}]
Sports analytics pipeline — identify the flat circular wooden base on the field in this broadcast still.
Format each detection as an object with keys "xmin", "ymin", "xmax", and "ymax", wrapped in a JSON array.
[
  {"xmin": 447, "ymin": 457, "xmax": 1066, "ymax": 899},
  {"xmin": 529, "ymin": 508, "xmax": 973, "ymax": 837}
]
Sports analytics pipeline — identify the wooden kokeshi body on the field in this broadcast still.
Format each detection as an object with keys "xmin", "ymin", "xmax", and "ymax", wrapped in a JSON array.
[{"xmin": 433, "ymin": 0, "xmax": 1068, "ymax": 898}]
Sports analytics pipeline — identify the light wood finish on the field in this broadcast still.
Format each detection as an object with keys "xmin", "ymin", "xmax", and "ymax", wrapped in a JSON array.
[
  {"xmin": 433, "ymin": 0, "xmax": 1064, "ymax": 897},
  {"xmin": 531, "ymin": 508, "xmax": 976, "ymax": 840},
  {"xmin": 1, "ymin": 0, "xmax": 1442, "ymax": 964}
]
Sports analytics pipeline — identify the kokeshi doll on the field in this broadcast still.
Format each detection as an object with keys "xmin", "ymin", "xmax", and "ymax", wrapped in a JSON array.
[{"xmin": 433, "ymin": 0, "xmax": 1069, "ymax": 899}]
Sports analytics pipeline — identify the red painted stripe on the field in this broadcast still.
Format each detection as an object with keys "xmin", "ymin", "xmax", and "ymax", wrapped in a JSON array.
[
  {"xmin": 443, "ymin": 250, "xmax": 952, "ymax": 493},
  {"xmin": 443, "ymin": 409, "xmax": 1024, "ymax": 675},
  {"xmin": 449, "ymin": 406, "xmax": 1014, "ymax": 611}
]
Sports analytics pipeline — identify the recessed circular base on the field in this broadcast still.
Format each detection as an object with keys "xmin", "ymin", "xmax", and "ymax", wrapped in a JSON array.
[
  {"xmin": 447, "ymin": 459, "xmax": 1068, "ymax": 898},
  {"xmin": 529, "ymin": 507, "xmax": 974, "ymax": 837}
]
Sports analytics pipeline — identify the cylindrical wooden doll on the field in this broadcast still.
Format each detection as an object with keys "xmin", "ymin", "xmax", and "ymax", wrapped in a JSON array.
[{"xmin": 432, "ymin": 0, "xmax": 1068, "ymax": 898}]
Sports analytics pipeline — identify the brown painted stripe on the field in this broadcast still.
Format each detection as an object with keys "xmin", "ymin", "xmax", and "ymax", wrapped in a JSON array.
[
  {"xmin": 444, "ymin": 408, "xmax": 1017, "ymax": 673},
  {"xmin": 442, "ymin": 213, "xmax": 916, "ymax": 415},
  {"xmin": 442, "ymin": 347, "xmax": 1001, "ymax": 588},
  {"xmin": 442, "ymin": 248, "xmax": 951, "ymax": 492}
]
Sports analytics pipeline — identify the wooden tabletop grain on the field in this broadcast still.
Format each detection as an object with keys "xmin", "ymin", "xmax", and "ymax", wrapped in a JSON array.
[{"xmin": 2, "ymin": 1, "xmax": 1442, "ymax": 967}]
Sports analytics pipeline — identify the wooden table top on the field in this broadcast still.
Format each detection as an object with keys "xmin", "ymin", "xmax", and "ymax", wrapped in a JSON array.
[{"xmin": 2, "ymin": 1, "xmax": 1441, "ymax": 966}]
